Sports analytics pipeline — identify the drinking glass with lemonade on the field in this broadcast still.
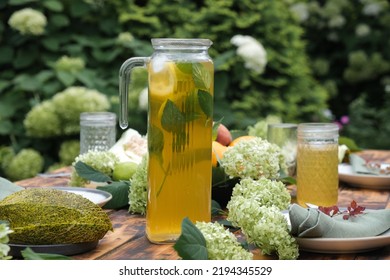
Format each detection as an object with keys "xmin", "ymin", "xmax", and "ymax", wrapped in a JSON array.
[{"xmin": 296, "ymin": 123, "xmax": 339, "ymax": 207}]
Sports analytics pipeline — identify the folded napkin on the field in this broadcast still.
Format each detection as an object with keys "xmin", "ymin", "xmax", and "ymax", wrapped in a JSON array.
[
  {"xmin": 289, "ymin": 203, "xmax": 390, "ymax": 238},
  {"xmin": 349, "ymin": 153, "xmax": 389, "ymax": 176}
]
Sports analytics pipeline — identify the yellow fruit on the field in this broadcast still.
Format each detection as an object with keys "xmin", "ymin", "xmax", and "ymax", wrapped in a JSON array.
[
  {"xmin": 148, "ymin": 61, "xmax": 177, "ymax": 97},
  {"xmin": 112, "ymin": 162, "xmax": 139, "ymax": 181},
  {"xmin": 228, "ymin": 135, "xmax": 256, "ymax": 147},
  {"xmin": 212, "ymin": 141, "xmax": 227, "ymax": 167}
]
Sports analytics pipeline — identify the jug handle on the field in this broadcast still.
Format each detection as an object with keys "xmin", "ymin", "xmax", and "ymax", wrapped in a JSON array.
[{"xmin": 119, "ymin": 57, "xmax": 150, "ymax": 129}]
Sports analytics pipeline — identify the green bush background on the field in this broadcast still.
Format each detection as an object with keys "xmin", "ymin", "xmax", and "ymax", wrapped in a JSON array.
[{"xmin": 0, "ymin": 0, "xmax": 389, "ymax": 180}]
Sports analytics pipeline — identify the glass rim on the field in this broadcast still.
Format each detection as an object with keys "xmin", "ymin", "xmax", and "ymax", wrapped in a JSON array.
[
  {"xmin": 297, "ymin": 123, "xmax": 339, "ymax": 137},
  {"xmin": 268, "ymin": 123, "xmax": 298, "ymax": 129},
  {"xmin": 80, "ymin": 112, "xmax": 116, "ymax": 122},
  {"xmin": 151, "ymin": 38, "xmax": 213, "ymax": 49}
]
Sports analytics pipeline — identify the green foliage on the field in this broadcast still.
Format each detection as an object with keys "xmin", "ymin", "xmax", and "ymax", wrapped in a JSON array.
[
  {"xmin": 290, "ymin": 0, "xmax": 390, "ymax": 148},
  {"xmin": 0, "ymin": 0, "xmax": 343, "ymax": 181}
]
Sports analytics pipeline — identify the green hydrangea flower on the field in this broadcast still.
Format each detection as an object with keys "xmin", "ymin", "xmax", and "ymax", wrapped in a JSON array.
[
  {"xmin": 247, "ymin": 115, "xmax": 281, "ymax": 139},
  {"xmin": 24, "ymin": 87, "xmax": 110, "ymax": 137},
  {"xmin": 128, "ymin": 155, "xmax": 148, "ymax": 214},
  {"xmin": 4, "ymin": 149, "xmax": 44, "ymax": 181},
  {"xmin": 221, "ymin": 137, "xmax": 285, "ymax": 180},
  {"xmin": 59, "ymin": 140, "xmax": 80, "ymax": 165},
  {"xmin": 195, "ymin": 221, "xmax": 253, "ymax": 260},
  {"xmin": 69, "ymin": 151, "xmax": 119, "ymax": 186},
  {"xmin": 24, "ymin": 100, "xmax": 62, "ymax": 137},
  {"xmin": 55, "ymin": 56, "xmax": 85, "ymax": 73},
  {"xmin": 8, "ymin": 8, "xmax": 47, "ymax": 35}
]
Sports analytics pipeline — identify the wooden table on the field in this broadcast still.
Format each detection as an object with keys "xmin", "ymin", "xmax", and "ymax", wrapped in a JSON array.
[{"xmin": 15, "ymin": 150, "xmax": 390, "ymax": 260}]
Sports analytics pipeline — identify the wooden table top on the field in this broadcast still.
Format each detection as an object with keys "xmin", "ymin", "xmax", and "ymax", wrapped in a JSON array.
[{"xmin": 15, "ymin": 150, "xmax": 390, "ymax": 260}]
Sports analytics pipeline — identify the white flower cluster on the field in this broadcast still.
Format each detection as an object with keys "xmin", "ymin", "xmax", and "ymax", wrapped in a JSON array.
[
  {"xmin": 230, "ymin": 177, "xmax": 291, "ymax": 210},
  {"xmin": 231, "ymin": 35, "xmax": 267, "ymax": 74},
  {"xmin": 8, "ymin": 8, "xmax": 47, "ymax": 36},
  {"xmin": 220, "ymin": 137, "xmax": 285, "ymax": 180},
  {"xmin": 69, "ymin": 150, "xmax": 119, "ymax": 186},
  {"xmin": 128, "ymin": 155, "xmax": 148, "ymax": 214},
  {"xmin": 227, "ymin": 198, "xmax": 299, "ymax": 260},
  {"xmin": 195, "ymin": 221, "xmax": 253, "ymax": 260},
  {"xmin": 55, "ymin": 56, "xmax": 85, "ymax": 73},
  {"xmin": 0, "ymin": 223, "xmax": 12, "ymax": 260}
]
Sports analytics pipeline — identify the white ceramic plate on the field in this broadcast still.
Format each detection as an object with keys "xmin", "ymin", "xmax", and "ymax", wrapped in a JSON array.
[
  {"xmin": 50, "ymin": 186, "xmax": 112, "ymax": 207},
  {"xmin": 296, "ymin": 228, "xmax": 390, "ymax": 254},
  {"xmin": 338, "ymin": 164, "xmax": 390, "ymax": 189}
]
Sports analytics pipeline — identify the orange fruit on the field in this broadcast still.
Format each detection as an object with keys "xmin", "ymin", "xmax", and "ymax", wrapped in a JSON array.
[
  {"xmin": 212, "ymin": 141, "xmax": 227, "ymax": 167},
  {"xmin": 228, "ymin": 135, "xmax": 256, "ymax": 147}
]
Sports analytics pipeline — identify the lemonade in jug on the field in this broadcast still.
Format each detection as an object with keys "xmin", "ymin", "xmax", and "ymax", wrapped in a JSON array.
[{"xmin": 119, "ymin": 39, "xmax": 214, "ymax": 243}]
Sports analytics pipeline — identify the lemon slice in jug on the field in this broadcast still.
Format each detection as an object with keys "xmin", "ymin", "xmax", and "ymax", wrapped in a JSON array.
[{"xmin": 148, "ymin": 59, "xmax": 177, "ymax": 98}]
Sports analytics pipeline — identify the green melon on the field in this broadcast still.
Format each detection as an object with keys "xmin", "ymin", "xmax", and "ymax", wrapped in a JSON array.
[{"xmin": 0, "ymin": 188, "xmax": 112, "ymax": 245}]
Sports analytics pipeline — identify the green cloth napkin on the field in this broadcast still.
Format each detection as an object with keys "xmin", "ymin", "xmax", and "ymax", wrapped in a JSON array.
[
  {"xmin": 289, "ymin": 203, "xmax": 390, "ymax": 238},
  {"xmin": 349, "ymin": 153, "xmax": 384, "ymax": 175}
]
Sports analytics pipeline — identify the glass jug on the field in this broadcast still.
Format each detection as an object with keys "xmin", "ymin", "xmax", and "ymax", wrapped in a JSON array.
[{"xmin": 119, "ymin": 38, "xmax": 214, "ymax": 243}]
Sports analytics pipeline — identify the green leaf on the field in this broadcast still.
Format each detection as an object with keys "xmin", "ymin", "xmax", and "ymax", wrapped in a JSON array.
[
  {"xmin": 0, "ymin": 121, "xmax": 12, "ymax": 135},
  {"xmin": 198, "ymin": 90, "xmax": 213, "ymax": 118},
  {"xmin": 97, "ymin": 181, "xmax": 130, "ymax": 209},
  {"xmin": 173, "ymin": 217, "xmax": 208, "ymax": 260},
  {"xmin": 176, "ymin": 63, "xmax": 193, "ymax": 75},
  {"xmin": 148, "ymin": 125, "xmax": 164, "ymax": 155},
  {"xmin": 339, "ymin": 136, "xmax": 361, "ymax": 152},
  {"xmin": 9, "ymin": 0, "xmax": 36, "ymax": 5},
  {"xmin": 50, "ymin": 14, "xmax": 70, "ymax": 28},
  {"xmin": 21, "ymin": 247, "xmax": 72, "ymax": 260},
  {"xmin": 43, "ymin": 0, "xmax": 64, "ymax": 12},
  {"xmin": 161, "ymin": 100, "xmax": 186, "ymax": 132},
  {"xmin": 74, "ymin": 161, "xmax": 112, "ymax": 182},
  {"xmin": 56, "ymin": 70, "xmax": 76, "ymax": 86},
  {"xmin": 42, "ymin": 37, "xmax": 60, "ymax": 51},
  {"xmin": 0, "ymin": 46, "xmax": 14, "ymax": 64},
  {"xmin": 193, "ymin": 63, "xmax": 211, "ymax": 89}
]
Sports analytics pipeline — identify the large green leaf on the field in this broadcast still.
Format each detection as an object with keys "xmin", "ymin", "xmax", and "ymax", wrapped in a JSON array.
[
  {"xmin": 21, "ymin": 247, "xmax": 72, "ymax": 260},
  {"xmin": 74, "ymin": 161, "xmax": 112, "ymax": 182},
  {"xmin": 161, "ymin": 100, "xmax": 186, "ymax": 133},
  {"xmin": 198, "ymin": 90, "xmax": 213, "ymax": 118},
  {"xmin": 97, "ymin": 181, "xmax": 130, "ymax": 209},
  {"xmin": 56, "ymin": 70, "xmax": 76, "ymax": 86},
  {"xmin": 43, "ymin": 0, "xmax": 64, "ymax": 12},
  {"xmin": 173, "ymin": 218, "xmax": 208, "ymax": 260}
]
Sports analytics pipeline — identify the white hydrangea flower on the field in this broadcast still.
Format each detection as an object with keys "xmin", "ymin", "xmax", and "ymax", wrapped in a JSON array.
[
  {"xmin": 355, "ymin": 24, "xmax": 371, "ymax": 37},
  {"xmin": 227, "ymin": 198, "xmax": 299, "ymax": 260},
  {"xmin": 8, "ymin": 8, "xmax": 47, "ymax": 36},
  {"xmin": 0, "ymin": 223, "xmax": 13, "ymax": 260},
  {"xmin": 220, "ymin": 137, "xmax": 285, "ymax": 180},
  {"xmin": 231, "ymin": 35, "xmax": 267, "ymax": 74},
  {"xmin": 55, "ymin": 56, "xmax": 85, "ymax": 73},
  {"xmin": 230, "ymin": 177, "xmax": 291, "ymax": 210},
  {"xmin": 195, "ymin": 221, "xmax": 253, "ymax": 260},
  {"xmin": 290, "ymin": 3, "xmax": 310, "ymax": 22},
  {"xmin": 328, "ymin": 15, "xmax": 346, "ymax": 28},
  {"xmin": 362, "ymin": 2, "xmax": 383, "ymax": 16},
  {"xmin": 138, "ymin": 87, "xmax": 148, "ymax": 111}
]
